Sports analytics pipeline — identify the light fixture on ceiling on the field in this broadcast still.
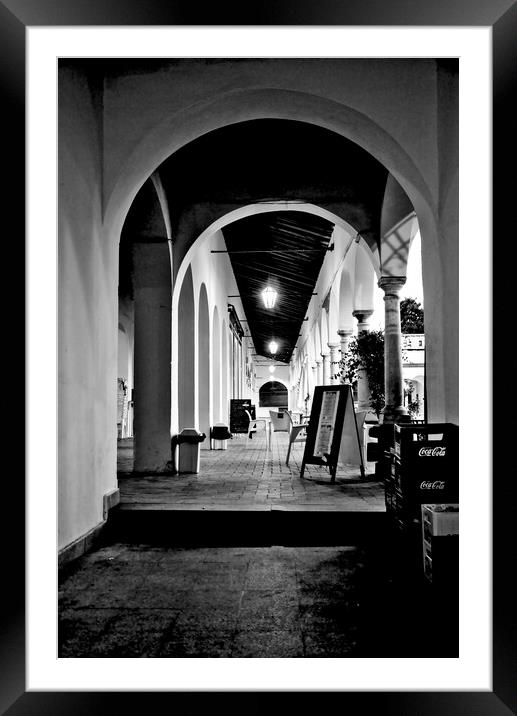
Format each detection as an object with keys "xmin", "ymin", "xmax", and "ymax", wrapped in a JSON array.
[
  {"xmin": 261, "ymin": 286, "xmax": 277, "ymax": 309},
  {"xmin": 269, "ymin": 365, "xmax": 276, "ymax": 374},
  {"xmin": 268, "ymin": 340, "xmax": 278, "ymax": 354}
]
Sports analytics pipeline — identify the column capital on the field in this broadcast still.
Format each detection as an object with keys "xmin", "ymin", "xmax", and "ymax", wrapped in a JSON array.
[
  {"xmin": 352, "ymin": 309, "xmax": 374, "ymax": 321},
  {"xmin": 320, "ymin": 351, "xmax": 330, "ymax": 359},
  {"xmin": 327, "ymin": 342, "xmax": 340, "ymax": 350},
  {"xmin": 337, "ymin": 329, "xmax": 353, "ymax": 338},
  {"xmin": 378, "ymin": 276, "xmax": 407, "ymax": 296}
]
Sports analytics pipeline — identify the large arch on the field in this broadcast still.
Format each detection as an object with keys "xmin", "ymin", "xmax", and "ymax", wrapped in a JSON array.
[
  {"xmin": 104, "ymin": 88, "xmax": 436, "ymax": 249},
  {"xmin": 114, "ymin": 87, "xmax": 452, "ymax": 426},
  {"xmin": 198, "ymin": 283, "xmax": 210, "ymax": 444},
  {"xmin": 177, "ymin": 266, "xmax": 196, "ymax": 429}
]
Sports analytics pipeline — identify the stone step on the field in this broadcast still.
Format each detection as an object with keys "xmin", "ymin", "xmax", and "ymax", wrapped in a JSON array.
[{"xmin": 104, "ymin": 506, "xmax": 387, "ymax": 548}]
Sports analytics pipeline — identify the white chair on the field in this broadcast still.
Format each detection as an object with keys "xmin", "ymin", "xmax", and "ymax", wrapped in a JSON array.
[
  {"xmin": 285, "ymin": 413, "xmax": 309, "ymax": 466},
  {"xmin": 244, "ymin": 409, "xmax": 269, "ymax": 447},
  {"xmin": 269, "ymin": 410, "xmax": 291, "ymax": 450}
]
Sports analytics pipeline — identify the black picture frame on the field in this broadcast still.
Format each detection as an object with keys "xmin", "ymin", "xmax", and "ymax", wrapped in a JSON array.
[{"xmin": 9, "ymin": 0, "xmax": 512, "ymax": 713}]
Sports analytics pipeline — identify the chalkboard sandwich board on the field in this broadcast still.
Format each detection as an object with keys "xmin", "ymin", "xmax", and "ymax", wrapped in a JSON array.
[{"xmin": 300, "ymin": 384, "xmax": 365, "ymax": 483}]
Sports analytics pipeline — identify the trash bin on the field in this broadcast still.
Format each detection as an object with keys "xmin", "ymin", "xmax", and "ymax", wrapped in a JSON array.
[
  {"xmin": 176, "ymin": 428, "xmax": 206, "ymax": 474},
  {"xmin": 210, "ymin": 424, "xmax": 232, "ymax": 450}
]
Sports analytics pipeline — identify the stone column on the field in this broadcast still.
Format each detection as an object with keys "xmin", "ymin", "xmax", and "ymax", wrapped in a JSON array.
[
  {"xmin": 328, "ymin": 342, "xmax": 341, "ymax": 384},
  {"xmin": 311, "ymin": 363, "xmax": 318, "ymax": 389},
  {"xmin": 352, "ymin": 309, "xmax": 373, "ymax": 334},
  {"xmin": 132, "ymin": 241, "xmax": 174, "ymax": 473},
  {"xmin": 315, "ymin": 358, "xmax": 323, "ymax": 386},
  {"xmin": 321, "ymin": 352, "xmax": 330, "ymax": 385},
  {"xmin": 352, "ymin": 310, "xmax": 374, "ymax": 411},
  {"xmin": 337, "ymin": 329, "xmax": 353, "ymax": 382},
  {"xmin": 378, "ymin": 276, "xmax": 408, "ymax": 423}
]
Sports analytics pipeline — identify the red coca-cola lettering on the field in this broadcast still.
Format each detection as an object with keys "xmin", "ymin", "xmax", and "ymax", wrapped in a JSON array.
[
  {"xmin": 420, "ymin": 480, "xmax": 445, "ymax": 490},
  {"xmin": 418, "ymin": 446, "xmax": 446, "ymax": 457}
]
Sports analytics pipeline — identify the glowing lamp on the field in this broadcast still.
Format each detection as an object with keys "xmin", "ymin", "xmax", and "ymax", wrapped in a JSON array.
[
  {"xmin": 261, "ymin": 286, "xmax": 277, "ymax": 309},
  {"xmin": 268, "ymin": 340, "xmax": 278, "ymax": 354}
]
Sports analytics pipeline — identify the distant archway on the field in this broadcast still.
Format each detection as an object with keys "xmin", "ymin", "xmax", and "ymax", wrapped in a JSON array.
[{"xmin": 259, "ymin": 381, "xmax": 288, "ymax": 409}]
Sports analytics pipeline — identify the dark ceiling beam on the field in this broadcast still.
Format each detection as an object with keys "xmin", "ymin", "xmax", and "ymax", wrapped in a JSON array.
[{"xmin": 211, "ymin": 247, "xmax": 333, "ymax": 254}]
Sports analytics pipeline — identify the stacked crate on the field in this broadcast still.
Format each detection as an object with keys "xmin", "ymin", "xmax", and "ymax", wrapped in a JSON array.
[
  {"xmin": 421, "ymin": 504, "xmax": 459, "ymax": 583},
  {"xmin": 384, "ymin": 422, "xmax": 459, "ymax": 534}
]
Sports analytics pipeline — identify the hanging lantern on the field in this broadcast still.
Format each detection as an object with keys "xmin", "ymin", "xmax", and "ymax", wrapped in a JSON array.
[
  {"xmin": 261, "ymin": 286, "xmax": 277, "ymax": 309},
  {"xmin": 268, "ymin": 340, "xmax": 278, "ymax": 354}
]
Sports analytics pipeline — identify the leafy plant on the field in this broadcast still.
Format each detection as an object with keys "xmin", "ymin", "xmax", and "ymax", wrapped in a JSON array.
[
  {"xmin": 404, "ymin": 379, "xmax": 422, "ymax": 418},
  {"xmin": 338, "ymin": 330, "xmax": 385, "ymax": 418},
  {"xmin": 400, "ymin": 297, "xmax": 424, "ymax": 333}
]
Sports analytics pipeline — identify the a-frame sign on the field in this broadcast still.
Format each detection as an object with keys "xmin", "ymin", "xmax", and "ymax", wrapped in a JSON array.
[{"xmin": 300, "ymin": 384, "xmax": 365, "ymax": 482}]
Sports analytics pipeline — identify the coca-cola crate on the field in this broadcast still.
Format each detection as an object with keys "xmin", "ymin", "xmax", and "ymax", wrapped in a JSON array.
[
  {"xmin": 394, "ymin": 422, "xmax": 458, "ymax": 463},
  {"xmin": 394, "ymin": 456, "xmax": 458, "ymax": 505}
]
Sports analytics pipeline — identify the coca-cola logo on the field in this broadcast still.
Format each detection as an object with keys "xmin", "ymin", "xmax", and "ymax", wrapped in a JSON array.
[
  {"xmin": 420, "ymin": 480, "xmax": 445, "ymax": 490},
  {"xmin": 418, "ymin": 446, "xmax": 446, "ymax": 457}
]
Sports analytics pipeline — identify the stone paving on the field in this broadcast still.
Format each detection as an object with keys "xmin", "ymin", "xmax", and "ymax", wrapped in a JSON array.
[
  {"xmin": 58, "ymin": 541, "xmax": 427, "ymax": 658},
  {"xmin": 59, "ymin": 544, "xmax": 367, "ymax": 657},
  {"xmin": 58, "ymin": 540, "xmax": 456, "ymax": 658},
  {"xmin": 117, "ymin": 433, "xmax": 385, "ymax": 512}
]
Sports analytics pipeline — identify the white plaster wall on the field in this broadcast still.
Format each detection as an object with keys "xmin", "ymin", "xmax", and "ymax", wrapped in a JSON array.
[{"xmin": 58, "ymin": 66, "xmax": 118, "ymax": 550}]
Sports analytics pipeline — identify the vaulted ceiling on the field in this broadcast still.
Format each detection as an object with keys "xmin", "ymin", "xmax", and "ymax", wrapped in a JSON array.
[{"xmin": 222, "ymin": 211, "xmax": 334, "ymax": 363}]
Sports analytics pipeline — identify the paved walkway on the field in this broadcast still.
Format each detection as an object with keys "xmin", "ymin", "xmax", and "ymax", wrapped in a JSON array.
[
  {"xmin": 59, "ymin": 541, "xmax": 454, "ymax": 658},
  {"xmin": 117, "ymin": 433, "xmax": 385, "ymax": 512}
]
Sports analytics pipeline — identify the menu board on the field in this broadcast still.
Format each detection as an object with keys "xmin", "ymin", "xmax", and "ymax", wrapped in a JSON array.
[
  {"xmin": 300, "ymin": 384, "xmax": 364, "ymax": 482},
  {"xmin": 314, "ymin": 390, "xmax": 339, "ymax": 457}
]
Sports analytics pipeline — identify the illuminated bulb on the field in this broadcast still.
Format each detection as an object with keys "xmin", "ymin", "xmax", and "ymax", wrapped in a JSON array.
[
  {"xmin": 261, "ymin": 286, "xmax": 277, "ymax": 309},
  {"xmin": 268, "ymin": 340, "xmax": 278, "ymax": 354},
  {"xmin": 269, "ymin": 366, "xmax": 276, "ymax": 374}
]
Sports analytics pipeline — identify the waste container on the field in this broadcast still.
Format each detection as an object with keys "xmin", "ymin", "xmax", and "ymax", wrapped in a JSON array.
[
  {"xmin": 210, "ymin": 424, "xmax": 232, "ymax": 450},
  {"xmin": 176, "ymin": 428, "xmax": 206, "ymax": 474}
]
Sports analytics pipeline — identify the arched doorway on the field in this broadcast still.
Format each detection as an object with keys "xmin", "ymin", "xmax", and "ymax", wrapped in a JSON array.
[{"xmin": 259, "ymin": 381, "xmax": 288, "ymax": 410}]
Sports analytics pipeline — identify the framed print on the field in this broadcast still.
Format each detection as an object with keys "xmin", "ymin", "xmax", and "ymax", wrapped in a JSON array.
[{"xmin": 7, "ymin": 0, "xmax": 514, "ymax": 712}]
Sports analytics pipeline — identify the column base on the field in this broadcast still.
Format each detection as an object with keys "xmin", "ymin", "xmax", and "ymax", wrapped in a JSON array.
[
  {"xmin": 132, "ymin": 461, "xmax": 177, "ymax": 476},
  {"xmin": 380, "ymin": 406, "xmax": 410, "ymax": 424}
]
